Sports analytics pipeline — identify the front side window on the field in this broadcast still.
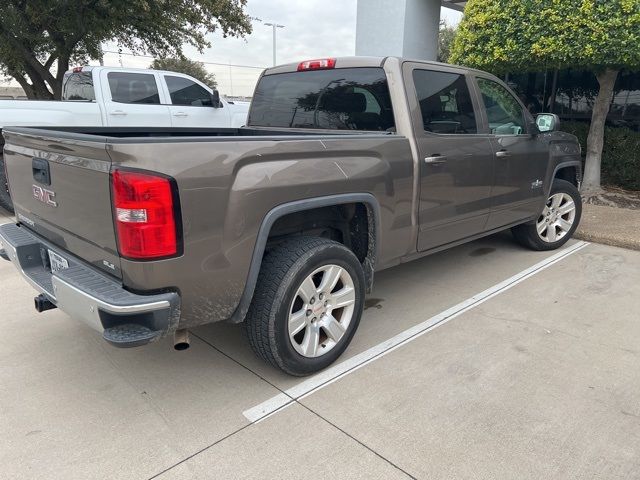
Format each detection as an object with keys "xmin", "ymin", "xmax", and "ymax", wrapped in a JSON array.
[
  {"xmin": 249, "ymin": 67, "xmax": 395, "ymax": 131},
  {"xmin": 108, "ymin": 72, "xmax": 160, "ymax": 104},
  {"xmin": 165, "ymin": 76, "xmax": 213, "ymax": 107},
  {"xmin": 413, "ymin": 69, "xmax": 478, "ymax": 134},
  {"xmin": 477, "ymin": 78, "xmax": 526, "ymax": 135}
]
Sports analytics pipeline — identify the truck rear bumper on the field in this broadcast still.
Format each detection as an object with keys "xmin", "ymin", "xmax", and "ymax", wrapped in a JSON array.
[{"xmin": 0, "ymin": 222, "xmax": 180, "ymax": 348}]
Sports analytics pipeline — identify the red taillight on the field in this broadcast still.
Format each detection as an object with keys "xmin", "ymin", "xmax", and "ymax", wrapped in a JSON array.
[
  {"xmin": 111, "ymin": 169, "xmax": 179, "ymax": 260},
  {"xmin": 72, "ymin": 66, "xmax": 83, "ymax": 73},
  {"xmin": 297, "ymin": 58, "xmax": 336, "ymax": 71}
]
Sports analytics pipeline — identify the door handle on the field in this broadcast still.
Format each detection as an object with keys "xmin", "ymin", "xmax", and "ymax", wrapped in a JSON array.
[
  {"xmin": 110, "ymin": 110, "xmax": 127, "ymax": 116},
  {"xmin": 424, "ymin": 155, "xmax": 447, "ymax": 165},
  {"xmin": 173, "ymin": 112, "xmax": 189, "ymax": 117},
  {"xmin": 32, "ymin": 158, "xmax": 51, "ymax": 185},
  {"xmin": 495, "ymin": 150, "xmax": 511, "ymax": 158}
]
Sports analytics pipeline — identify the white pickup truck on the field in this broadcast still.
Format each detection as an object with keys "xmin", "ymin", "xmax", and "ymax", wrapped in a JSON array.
[
  {"xmin": 0, "ymin": 66, "xmax": 249, "ymax": 129},
  {"xmin": 0, "ymin": 66, "xmax": 250, "ymax": 211}
]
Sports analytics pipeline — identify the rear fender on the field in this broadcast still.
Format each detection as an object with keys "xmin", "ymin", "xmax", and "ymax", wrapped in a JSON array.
[{"xmin": 228, "ymin": 193, "xmax": 380, "ymax": 324}]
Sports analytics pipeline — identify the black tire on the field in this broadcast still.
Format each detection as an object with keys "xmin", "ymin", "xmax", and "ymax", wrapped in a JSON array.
[
  {"xmin": 512, "ymin": 179, "xmax": 582, "ymax": 251},
  {"xmin": 245, "ymin": 236, "xmax": 365, "ymax": 376},
  {"xmin": 0, "ymin": 154, "xmax": 14, "ymax": 214}
]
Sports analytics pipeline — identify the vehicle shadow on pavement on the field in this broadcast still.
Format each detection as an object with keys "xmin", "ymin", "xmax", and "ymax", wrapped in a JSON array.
[{"xmin": 193, "ymin": 230, "xmax": 553, "ymax": 388}]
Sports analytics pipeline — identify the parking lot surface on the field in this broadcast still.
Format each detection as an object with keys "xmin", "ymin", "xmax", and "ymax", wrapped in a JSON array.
[{"xmin": 1, "ymin": 207, "xmax": 639, "ymax": 479}]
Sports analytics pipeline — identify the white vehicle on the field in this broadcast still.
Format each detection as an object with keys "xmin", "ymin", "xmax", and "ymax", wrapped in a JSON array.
[
  {"xmin": 0, "ymin": 66, "xmax": 249, "ymax": 130},
  {"xmin": 0, "ymin": 66, "xmax": 250, "ymax": 211}
]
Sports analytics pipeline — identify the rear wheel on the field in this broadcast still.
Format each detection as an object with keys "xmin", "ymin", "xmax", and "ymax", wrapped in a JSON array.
[
  {"xmin": 512, "ymin": 179, "xmax": 582, "ymax": 251},
  {"xmin": 0, "ymin": 154, "xmax": 14, "ymax": 213},
  {"xmin": 245, "ymin": 236, "xmax": 365, "ymax": 376}
]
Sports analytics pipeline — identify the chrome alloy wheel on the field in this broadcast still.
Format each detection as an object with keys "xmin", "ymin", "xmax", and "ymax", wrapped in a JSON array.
[
  {"xmin": 288, "ymin": 264, "xmax": 356, "ymax": 358},
  {"xmin": 536, "ymin": 192, "xmax": 577, "ymax": 243}
]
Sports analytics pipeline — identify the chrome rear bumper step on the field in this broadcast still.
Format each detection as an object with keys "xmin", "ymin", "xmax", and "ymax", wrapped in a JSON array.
[
  {"xmin": 0, "ymin": 222, "xmax": 180, "ymax": 347},
  {"xmin": 103, "ymin": 324, "xmax": 163, "ymax": 348}
]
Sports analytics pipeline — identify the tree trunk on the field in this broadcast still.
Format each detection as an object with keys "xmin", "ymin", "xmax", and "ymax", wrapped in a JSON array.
[
  {"xmin": 8, "ymin": 71, "xmax": 36, "ymax": 99},
  {"xmin": 583, "ymin": 68, "xmax": 618, "ymax": 193},
  {"xmin": 53, "ymin": 55, "xmax": 70, "ymax": 100},
  {"xmin": 16, "ymin": 62, "xmax": 54, "ymax": 99},
  {"xmin": 548, "ymin": 69, "xmax": 559, "ymax": 113}
]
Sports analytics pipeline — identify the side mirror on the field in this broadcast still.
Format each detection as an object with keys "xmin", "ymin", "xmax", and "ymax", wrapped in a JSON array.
[
  {"xmin": 536, "ymin": 113, "xmax": 560, "ymax": 133},
  {"xmin": 210, "ymin": 89, "xmax": 222, "ymax": 108}
]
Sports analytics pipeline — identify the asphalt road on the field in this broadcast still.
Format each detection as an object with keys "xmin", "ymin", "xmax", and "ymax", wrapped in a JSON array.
[{"xmin": 1, "ymin": 207, "xmax": 639, "ymax": 479}]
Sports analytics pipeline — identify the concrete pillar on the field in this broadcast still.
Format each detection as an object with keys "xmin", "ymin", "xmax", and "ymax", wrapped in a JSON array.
[{"xmin": 356, "ymin": 0, "xmax": 441, "ymax": 61}]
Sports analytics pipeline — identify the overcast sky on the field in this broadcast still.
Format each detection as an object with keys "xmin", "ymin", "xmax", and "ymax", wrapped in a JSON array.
[
  {"xmin": 99, "ymin": 1, "xmax": 462, "ymax": 96},
  {"xmin": 4, "ymin": 1, "xmax": 460, "ymax": 97}
]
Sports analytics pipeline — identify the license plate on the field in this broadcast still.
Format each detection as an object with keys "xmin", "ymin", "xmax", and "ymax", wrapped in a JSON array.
[{"xmin": 48, "ymin": 249, "xmax": 69, "ymax": 272}]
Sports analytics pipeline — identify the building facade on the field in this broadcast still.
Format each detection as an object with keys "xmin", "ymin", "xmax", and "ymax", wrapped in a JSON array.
[
  {"xmin": 0, "ymin": 86, "xmax": 27, "ymax": 100},
  {"xmin": 355, "ymin": 0, "xmax": 466, "ymax": 60}
]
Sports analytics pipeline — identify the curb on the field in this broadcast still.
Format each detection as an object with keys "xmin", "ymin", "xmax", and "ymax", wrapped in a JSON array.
[
  {"xmin": 574, "ymin": 230, "xmax": 640, "ymax": 252},
  {"xmin": 575, "ymin": 201, "xmax": 640, "ymax": 252}
]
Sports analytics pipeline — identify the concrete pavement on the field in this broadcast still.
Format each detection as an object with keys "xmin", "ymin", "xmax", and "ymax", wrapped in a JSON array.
[{"xmin": 1, "ymin": 205, "xmax": 640, "ymax": 479}]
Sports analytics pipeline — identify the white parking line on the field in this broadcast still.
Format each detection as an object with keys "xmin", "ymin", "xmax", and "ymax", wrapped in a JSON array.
[{"xmin": 243, "ymin": 241, "xmax": 590, "ymax": 423}]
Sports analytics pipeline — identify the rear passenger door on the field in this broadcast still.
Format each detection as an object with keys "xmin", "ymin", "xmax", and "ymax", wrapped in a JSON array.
[
  {"xmin": 100, "ymin": 71, "xmax": 171, "ymax": 126},
  {"xmin": 404, "ymin": 64, "xmax": 496, "ymax": 252},
  {"xmin": 162, "ymin": 75, "xmax": 232, "ymax": 128},
  {"xmin": 473, "ymin": 76, "xmax": 549, "ymax": 229}
]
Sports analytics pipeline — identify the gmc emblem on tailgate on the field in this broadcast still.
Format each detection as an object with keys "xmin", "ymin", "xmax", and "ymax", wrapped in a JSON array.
[{"xmin": 32, "ymin": 185, "xmax": 58, "ymax": 207}]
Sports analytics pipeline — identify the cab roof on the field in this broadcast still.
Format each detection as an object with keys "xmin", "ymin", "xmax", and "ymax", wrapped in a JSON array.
[{"xmin": 262, "ymin": 56, "xmax": 484, "ymax": 76}]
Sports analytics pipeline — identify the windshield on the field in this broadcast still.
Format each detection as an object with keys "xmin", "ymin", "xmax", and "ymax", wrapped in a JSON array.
[{"xmin": 248, "ymin": 67, "xmax": 395, "ymax": 132}]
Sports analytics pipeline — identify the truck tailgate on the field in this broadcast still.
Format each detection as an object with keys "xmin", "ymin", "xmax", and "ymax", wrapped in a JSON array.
[{"xmin": 2, "ymin": 128, "xmax": 120, "ymax": 278}]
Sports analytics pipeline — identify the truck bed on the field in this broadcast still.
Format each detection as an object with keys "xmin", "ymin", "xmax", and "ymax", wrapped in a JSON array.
[
  {"xmin": 0, "ymin": 101, "xmax": 102, "ymax": 129},
  {"xmin": 2, "ymin": 124, "xmax": 412, "ymax": 330}
]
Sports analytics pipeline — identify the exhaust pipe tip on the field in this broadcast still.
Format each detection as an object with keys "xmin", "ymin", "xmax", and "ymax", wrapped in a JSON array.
[{"xmin": 174, "ymin": 329, "xmax": 190, "ymax": 351}]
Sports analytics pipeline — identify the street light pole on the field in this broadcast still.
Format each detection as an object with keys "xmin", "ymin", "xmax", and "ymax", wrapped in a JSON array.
[{"xmin": 264, "ymin": 22, "xmax": 285, "ymax": 66}]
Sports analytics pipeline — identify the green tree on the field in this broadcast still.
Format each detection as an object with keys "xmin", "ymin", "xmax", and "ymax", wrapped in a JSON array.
[
  {"xmin": 0, "ymin": 0, "xmax": 250, "ymax": 100},
  {"xmin": 150, "ymin": 57, "xmax": 217, "ymax": 88},
  {"xmin": 450, "ymin": 0, "xmax": 640, "ymax": 193},
  {"xmin": 438, "ymin": 21, "xmax": 457, "ymax": 64}
]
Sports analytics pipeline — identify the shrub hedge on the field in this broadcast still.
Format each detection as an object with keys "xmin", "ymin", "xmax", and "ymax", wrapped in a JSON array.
[{"xmin": 561, "ymin": 121, "xmax": 640, "ymax": 191}]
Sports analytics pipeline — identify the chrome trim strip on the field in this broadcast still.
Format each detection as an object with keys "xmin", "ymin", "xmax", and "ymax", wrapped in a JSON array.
[{"xmin": 4, "ymin": 144, "xmax": 110, "ymax": 173}]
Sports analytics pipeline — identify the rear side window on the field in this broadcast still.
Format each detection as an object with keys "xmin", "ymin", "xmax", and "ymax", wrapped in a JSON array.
[
  {"xmin": 62, "ymin": 72, "xmax": 95, "ymax": 101},
  {"xmin": 249, "ymin": 67, "xmax": 395, "ymax": 131},
  {"xmin": 108, "ymin": 72, "xmax": 160, "ymax": 104},
  {"xmin": 165, "ymin": 76, "xmax": 213, "ymax": 107},
  {"xmin": 413, "ymin": 70, "xmax": 478, "ymax": 134}
]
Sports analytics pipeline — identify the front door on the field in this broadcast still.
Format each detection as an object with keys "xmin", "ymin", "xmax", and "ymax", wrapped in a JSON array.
[
  {"xmin": 405, "ymin": 65, "xmax": 496, "ymax": 252},
  {"xmin": 162, "ymin": 75, "xmax": 231, "ymax": 128},
  {"xmin": 473, "ymin": 76, "xmax": 549, "ymax": 229}
]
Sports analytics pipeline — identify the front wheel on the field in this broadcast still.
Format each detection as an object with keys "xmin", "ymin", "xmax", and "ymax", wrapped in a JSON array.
[
  {"xmin": 512, "ymin": 179, "xmax": 582, "ymax": 251},
  {"xmin": 245, "ymin": 236, "xmax": 365, "ymax": 376}
]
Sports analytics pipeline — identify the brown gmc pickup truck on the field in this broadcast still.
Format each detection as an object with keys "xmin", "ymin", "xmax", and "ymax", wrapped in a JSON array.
[{"xmin": 0, "ymin": 57, "xmax": 582, "ymax": 375}]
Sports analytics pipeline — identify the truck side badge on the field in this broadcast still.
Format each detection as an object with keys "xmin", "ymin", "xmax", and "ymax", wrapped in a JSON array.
[
  {"xmin": 531, "ymin": 180, "xmax": 543, "ymax": 189},
  {"xmin": 102, "ymin": 260, "xmax": 116, "ymax": 271}
]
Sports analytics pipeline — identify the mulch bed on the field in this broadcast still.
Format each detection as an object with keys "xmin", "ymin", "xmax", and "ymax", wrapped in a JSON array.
[{"xmin": 583, "ymin": 186, "xmax": 640, "ymax": 211}]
